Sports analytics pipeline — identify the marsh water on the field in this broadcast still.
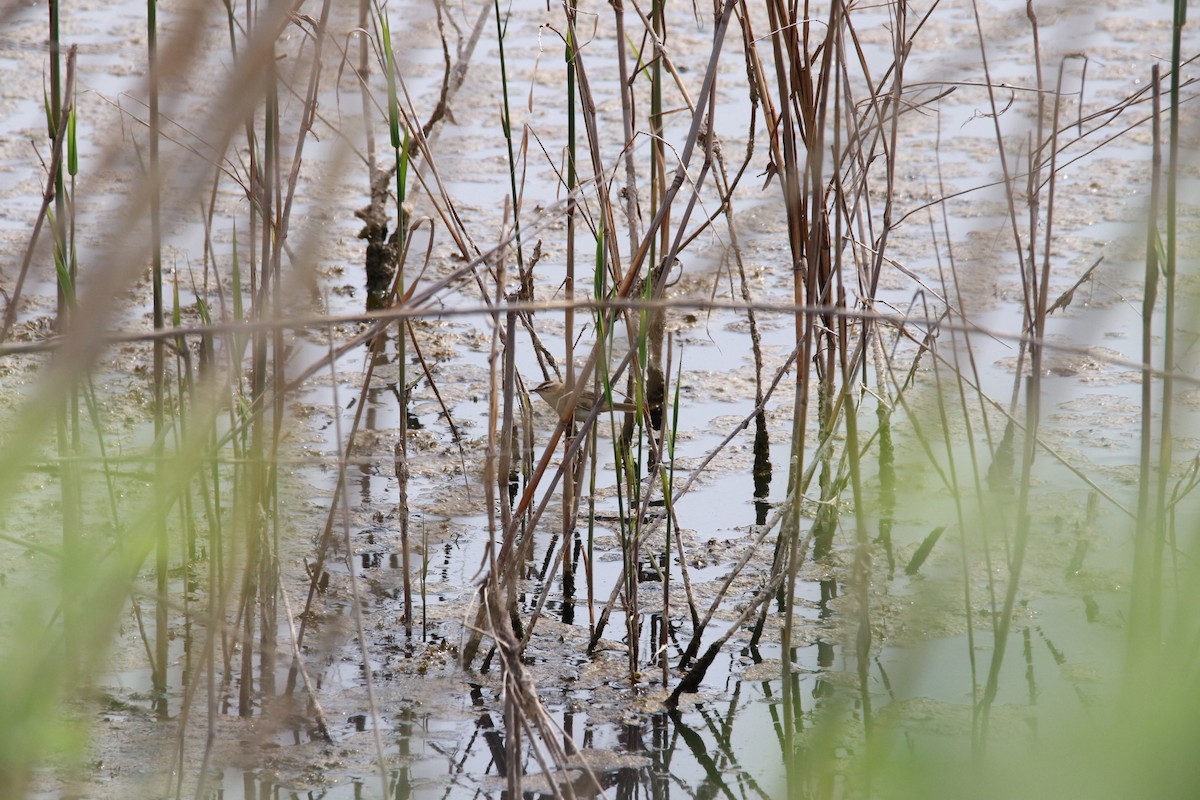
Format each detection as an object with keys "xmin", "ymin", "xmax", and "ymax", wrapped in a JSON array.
[{"xmin": 1, "ymin": 0, "xmax": 1196, "ymax": 798}]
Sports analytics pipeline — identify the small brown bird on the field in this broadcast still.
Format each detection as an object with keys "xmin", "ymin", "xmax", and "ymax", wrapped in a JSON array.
[{"xmin": 532, "ymin": 379, "xmax": 638, "ymax": 415}]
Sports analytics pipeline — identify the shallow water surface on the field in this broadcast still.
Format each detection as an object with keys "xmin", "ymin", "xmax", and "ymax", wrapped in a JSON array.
[{"xmin": 1, "ymin": 0, "xmax": 1194, "ymax": 797}]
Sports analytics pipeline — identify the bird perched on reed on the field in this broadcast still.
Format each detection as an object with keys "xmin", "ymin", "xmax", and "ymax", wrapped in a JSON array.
[{"xmin": 531, "ymin": 379, "xmax": 638, "ymax": 416}]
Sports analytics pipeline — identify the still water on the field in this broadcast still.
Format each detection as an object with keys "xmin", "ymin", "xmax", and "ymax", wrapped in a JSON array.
[{"xmin": 1, "ymin": 0, "xmax": 1191, "ymax": 797}]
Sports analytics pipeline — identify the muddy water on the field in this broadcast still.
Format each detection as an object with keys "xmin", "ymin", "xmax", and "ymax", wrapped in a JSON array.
[{"xmin": 1, "ymin": 0, "xmax": 1194, "ymax": 797}]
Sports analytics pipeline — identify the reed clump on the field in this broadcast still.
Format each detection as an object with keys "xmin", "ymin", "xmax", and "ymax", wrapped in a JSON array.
[{"xmin": 0, "ymin": 1, "xmax": 1195, "ymax": 798}]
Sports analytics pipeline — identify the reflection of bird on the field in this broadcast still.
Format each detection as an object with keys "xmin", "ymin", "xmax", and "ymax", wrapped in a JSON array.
[{"xmin": 532, "ymin": 379, "xmax": 638, "ymax": 415}]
